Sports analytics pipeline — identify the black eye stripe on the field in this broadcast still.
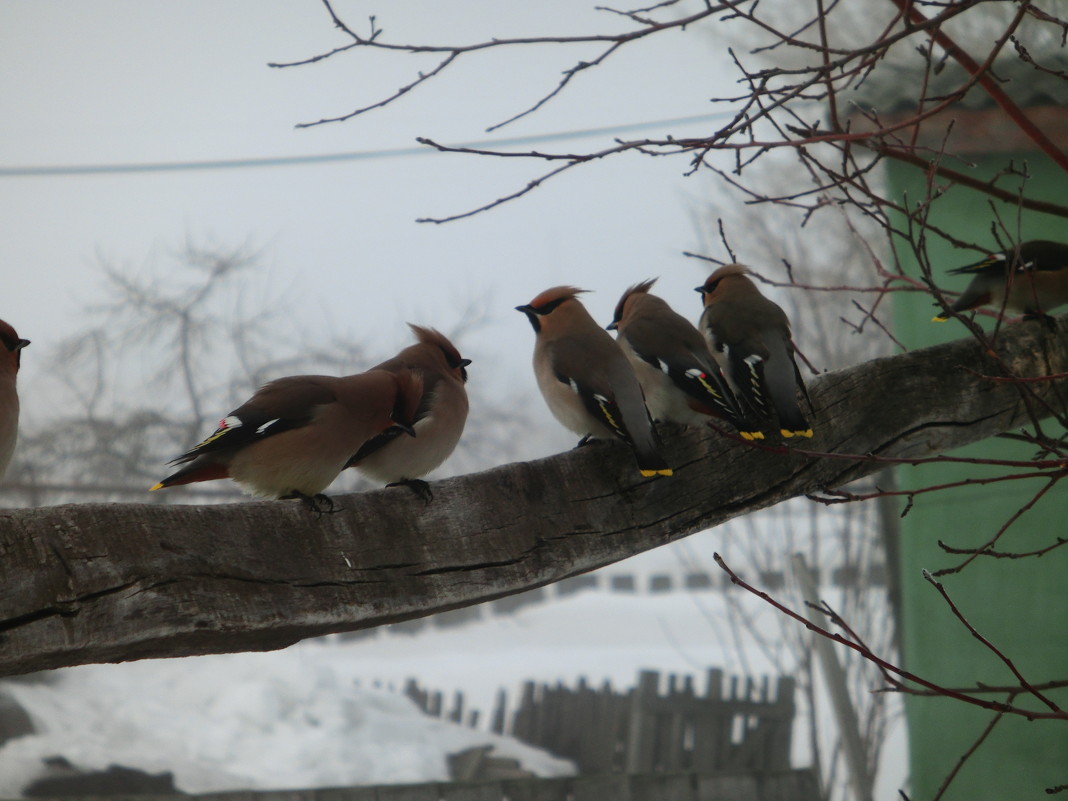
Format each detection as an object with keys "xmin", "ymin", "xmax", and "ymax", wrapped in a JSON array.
[{"xmin": 532, "ymin": 297, "xmax": 568, "ymax": 315}]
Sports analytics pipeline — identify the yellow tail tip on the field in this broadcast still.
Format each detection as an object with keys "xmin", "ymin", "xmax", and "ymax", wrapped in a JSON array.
[
  {"xmin": 931, "ymin": 315, "xmax": 949, "ymax": 323},
  {"xmin": 149, "ymin": 482, "xmax": 166, "ymax": 491},
  {"xmin": 740, "ymin": 431, "xmax": 764, "ymax": 441},
  {"xmin": 781, "ymin": 429, "xmax": 814, "ymax": 439},
  {"xmin": 640, "ymin": 468, "xmax": 673, "ymax": 477}
]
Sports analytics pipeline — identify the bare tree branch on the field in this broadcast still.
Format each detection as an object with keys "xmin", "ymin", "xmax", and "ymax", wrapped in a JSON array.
[
  {"xmin": 2, "ymin": 319, "xmax": 1067, "ymax": 677},
  {"xmin": 714, "ymin": 553, "xmax": 1067, "ymax": 721}
]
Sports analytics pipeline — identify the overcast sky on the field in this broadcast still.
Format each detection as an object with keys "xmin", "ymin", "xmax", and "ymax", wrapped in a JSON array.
[{"xmin": 1, "ymin": 2, "xmax": 750, "ymax": 459}]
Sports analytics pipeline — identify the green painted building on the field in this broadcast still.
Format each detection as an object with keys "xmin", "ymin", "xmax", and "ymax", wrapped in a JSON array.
[{"xmin": 864, "ymin": 60, "xmax": 1068, "ymax": 800}]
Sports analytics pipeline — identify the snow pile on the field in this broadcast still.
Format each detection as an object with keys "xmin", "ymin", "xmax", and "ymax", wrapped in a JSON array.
[{"xmin": 0, "ymin": 654, "xmax": 574, "ymax": 796}]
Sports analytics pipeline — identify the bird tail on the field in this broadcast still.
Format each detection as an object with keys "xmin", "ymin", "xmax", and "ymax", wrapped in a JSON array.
[
  {"xmin": 763, "ymin": 342, "xmax": 814, "ymax": 439},
  {"xmin": 633, "ymin": 421, "xmax": 672, "ymax": 477},
  {"xmin": 637, "ymin": 451, "xmax": 673, "ymax": 477},
  {"xmin": 777, "ymin": 407, "xmax": 813, "ymax": 439},
  {"xmin": 150, "ymin": 460, "xmax": 229, "ymax": 491}
]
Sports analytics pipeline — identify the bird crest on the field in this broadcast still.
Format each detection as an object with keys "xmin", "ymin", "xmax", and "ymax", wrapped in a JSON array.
[
  {"xmin": 407, "ymin": 324, "xmax": 471, "ymax": 376},
  {"xmin": 698, "ymin": 264, "xmax": 753, "ymax": 294},
  {"xmin": 526, "ymin": 285, "xmax": 588, "ymax": 312},
  {"xmin": 611, "ymin": 278, "xmax": 658, "ymax": 326}
]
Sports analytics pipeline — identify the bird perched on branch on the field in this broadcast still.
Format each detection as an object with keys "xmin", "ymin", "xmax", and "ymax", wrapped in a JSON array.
[
  {"xmin": 606, "ymin": 279, "xmax": 756, "ymax": 438},
  {"xmin": 347, "ymin": 325, "xmax": 470, "ymax": 502},
  {"xmin": 151, "ymin": 368, "xmax": 423, "ymax": 513},
  {"xmin": 932, "ymin": 240, "xmax": 1068, "ymax": 326},
  {"xmin": 0, "ymin": 319, "xmax": 30, "ymax": 479},
  {"xmin": 517, "ymin": 286, "xmax": 672, "ymax": 477},
  {"xmin": 696, "ymin": 264, "xmax": 812, "ymax": 439}
]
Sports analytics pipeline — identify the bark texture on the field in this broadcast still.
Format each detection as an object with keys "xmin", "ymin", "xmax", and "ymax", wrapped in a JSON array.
[{"xmin": 1, "ymin": 320, "xmax": 1066, "ymax": 676}]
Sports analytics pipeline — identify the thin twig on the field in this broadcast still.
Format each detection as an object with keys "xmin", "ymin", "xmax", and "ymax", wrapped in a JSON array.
[{"xmin": 922, "ymin": 570, "xmax": 1062, "ymax": 713}]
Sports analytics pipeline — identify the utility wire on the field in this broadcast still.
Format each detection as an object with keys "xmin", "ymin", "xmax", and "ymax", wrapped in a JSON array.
[{"xmin": 0, "ymin": 112, "xmax": 735, "ymax": 178}]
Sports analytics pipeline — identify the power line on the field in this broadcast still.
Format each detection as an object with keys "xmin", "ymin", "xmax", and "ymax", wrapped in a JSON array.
[{"xmin": 0, "ymin": 112, "xmax": 734, "ymax": 178}]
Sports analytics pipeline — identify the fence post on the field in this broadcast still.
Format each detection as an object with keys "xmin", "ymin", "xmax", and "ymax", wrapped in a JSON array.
[{"xmin": 625, "ymin": 670, "xmax": 661, "ymax": 773}]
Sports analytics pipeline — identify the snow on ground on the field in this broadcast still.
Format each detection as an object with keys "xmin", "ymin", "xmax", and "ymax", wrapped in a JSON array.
[{"xmin": 0, "ymin": 653, "xmax": 575, "ymax": 795}]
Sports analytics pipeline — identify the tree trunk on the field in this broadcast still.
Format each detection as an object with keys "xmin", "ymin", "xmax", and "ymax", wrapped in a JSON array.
[{"xmin": 0, "ymin": 320, "xmax": 1065, "ymax": 676}]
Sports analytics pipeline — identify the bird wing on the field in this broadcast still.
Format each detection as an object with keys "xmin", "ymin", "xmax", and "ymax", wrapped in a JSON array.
[
  {"xmin": 704, "ymin": 299, "xmax": 776, "ymax": 418},
  {"xmin": 947, "ymin": 255, "xmax": 1002, "ymax": 276},
  {"xmin": 622, "ymin": 314, "xmax": 742, "ymax": 422},
  {"xmin": 345, "ymin": 358, "xmax": 444, "ymax": 467},
  {"xmin": 168, "ymin": 376, "xmax": 339, "ymax": 465},
  {"xmin": 346, "ymin": 426, "xmax": 409, "ymax": 467},
  {"xmin": 545, "ymin": 335, "xmax": 640, "ymax": 444}
]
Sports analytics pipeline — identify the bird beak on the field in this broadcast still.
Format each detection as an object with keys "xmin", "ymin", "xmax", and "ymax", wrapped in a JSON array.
[
  {"xmin": 605, "ymin": 321, "xmax": 618, "ymax": 331},
  {"xmin": 694, "ymin": 286, "xmax": 705, "ymax": 294},
  {"xmin": 515, "ymin": 304, "xmax": 533, "ymax": 313},
  {"xmin": 458, "ymin": 358, "xmax": 472, "ymax": 368},
  {"xmin": 15, "ymin": 339, "xmax": 29, "ymax": 350}
]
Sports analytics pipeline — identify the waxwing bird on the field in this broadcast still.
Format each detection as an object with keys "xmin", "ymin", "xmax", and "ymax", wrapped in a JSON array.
[
  {"xmin": 696, "ymin": 265, "xmax": 813, "ymax": 439},
  {"xmin": 348, "ymin": 325, "xmax": 470, "ymax": 502},
  {"xmin": 517, "ymin": 286, "xmax": 672, "ymax": 477},
  {"xmin": 151, "ymin": 368, "xmax": 423, "ymax": 513},
  {"xmin": 933, "ymin": 240, "xmax": 1068, "ymax": 325},
  {"xmin": 0, "ymin": 319, "xmax": 30, "ymax": 479},
  {"xmin": 607, "ymin": 279, "xmax": 758, "ymax": 439}
]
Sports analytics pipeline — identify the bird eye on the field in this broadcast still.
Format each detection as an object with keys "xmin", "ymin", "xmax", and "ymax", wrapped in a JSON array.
[{"xmin": 534, "ymin": 297, "xmax": 568, "ymax": 315}]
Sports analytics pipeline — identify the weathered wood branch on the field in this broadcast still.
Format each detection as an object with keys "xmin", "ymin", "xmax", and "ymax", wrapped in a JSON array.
[{"xmin": 2, "ymin": 320, "xmax": 1067, "ymax": 676}]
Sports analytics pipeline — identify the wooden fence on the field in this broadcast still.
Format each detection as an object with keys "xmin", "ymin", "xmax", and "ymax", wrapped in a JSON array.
[
  {"xmin": 405, "ymin": 669, "xmax": 796, "ymax": 777},
  {"xmin": 12, "ymin": 671, "xmax": 816, "ymax": 801}
]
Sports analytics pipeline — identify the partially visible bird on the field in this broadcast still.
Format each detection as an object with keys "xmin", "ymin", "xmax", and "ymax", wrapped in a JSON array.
[
  {"xmin": 696, "ymin": 264, "xmax": 813, "ymax": 439},
  {"xmin": 150, "ymin": 368, "xmax": 423, "ymax": 512},
  {"xmin": 932, "ymin": 240, "xmax": 1068, "ymax": 325},
  {"xmin": 517, "ymin": 286, "xmax": 672, "ymax": 477},
  {"xmin": 607, "ymin": 279, "xmax": 757, "ymax": 439},
  {"xmin": 0, "ymin": 319, "xmax": 30, "ymax": 479},
  {"xmin": 347, "ymin": 325, "xmax": 470, "ymax": 501}
]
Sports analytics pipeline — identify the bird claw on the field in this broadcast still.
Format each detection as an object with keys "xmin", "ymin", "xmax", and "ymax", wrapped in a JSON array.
[
  {"xmin": 282, "ymin": 491, "xmax": 339, "ymax": 518},
  {"xmin": 387, "ymin": 478, "xmax": 433, "ymax": 504}
]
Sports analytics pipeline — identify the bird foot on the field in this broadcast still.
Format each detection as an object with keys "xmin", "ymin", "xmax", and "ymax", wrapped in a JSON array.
[
  {"xmin": 282, "ymin": 491, "xmax": 339, "ymax": 518},
  {"xmin": 387, "ymin": 478, "xmax": 433, "ymax": 504}
]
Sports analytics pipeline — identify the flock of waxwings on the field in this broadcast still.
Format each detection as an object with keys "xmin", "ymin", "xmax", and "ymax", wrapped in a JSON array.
[{"xmin": 1, "ymin": 240, "xmax": 1066, "ymax": 512}]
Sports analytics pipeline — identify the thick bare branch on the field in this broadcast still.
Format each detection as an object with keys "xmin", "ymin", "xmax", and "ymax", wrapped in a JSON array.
[{"xmin": 1, "ymin": 319, "xmax": 1067, "ymax": 677}]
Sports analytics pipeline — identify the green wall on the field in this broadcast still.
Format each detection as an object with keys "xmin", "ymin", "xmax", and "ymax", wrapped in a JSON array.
[{"xmin": 886, "ymin": 155, "xmax": 1068, "ymax": 800}]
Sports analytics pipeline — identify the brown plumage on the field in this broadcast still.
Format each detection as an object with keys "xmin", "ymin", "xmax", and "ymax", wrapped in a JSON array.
[
  {"xmin": 151, "ymin": 368, "xmax": 423, "ymax": 512},
  {"xmin": 696, "ymin": 265, "xmax": 812, "ymax": 439},
  {"xmin": 933, "ymin": 240, "xmax": 1068, "ymax": 325},
  {"xmin": 348, "ymin": 325, "xmax": 470, "ymax": 501},
  {"xmin": 608, "ymin": 279, "xmax": 755, "ymax": 437},
  {"xmin": 517, "ymin": 286, "xmax": 671, "ymax": 477},
  {"xmin": 0, "ymin": 319, "xmax": 30, "ymax": 479}
]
